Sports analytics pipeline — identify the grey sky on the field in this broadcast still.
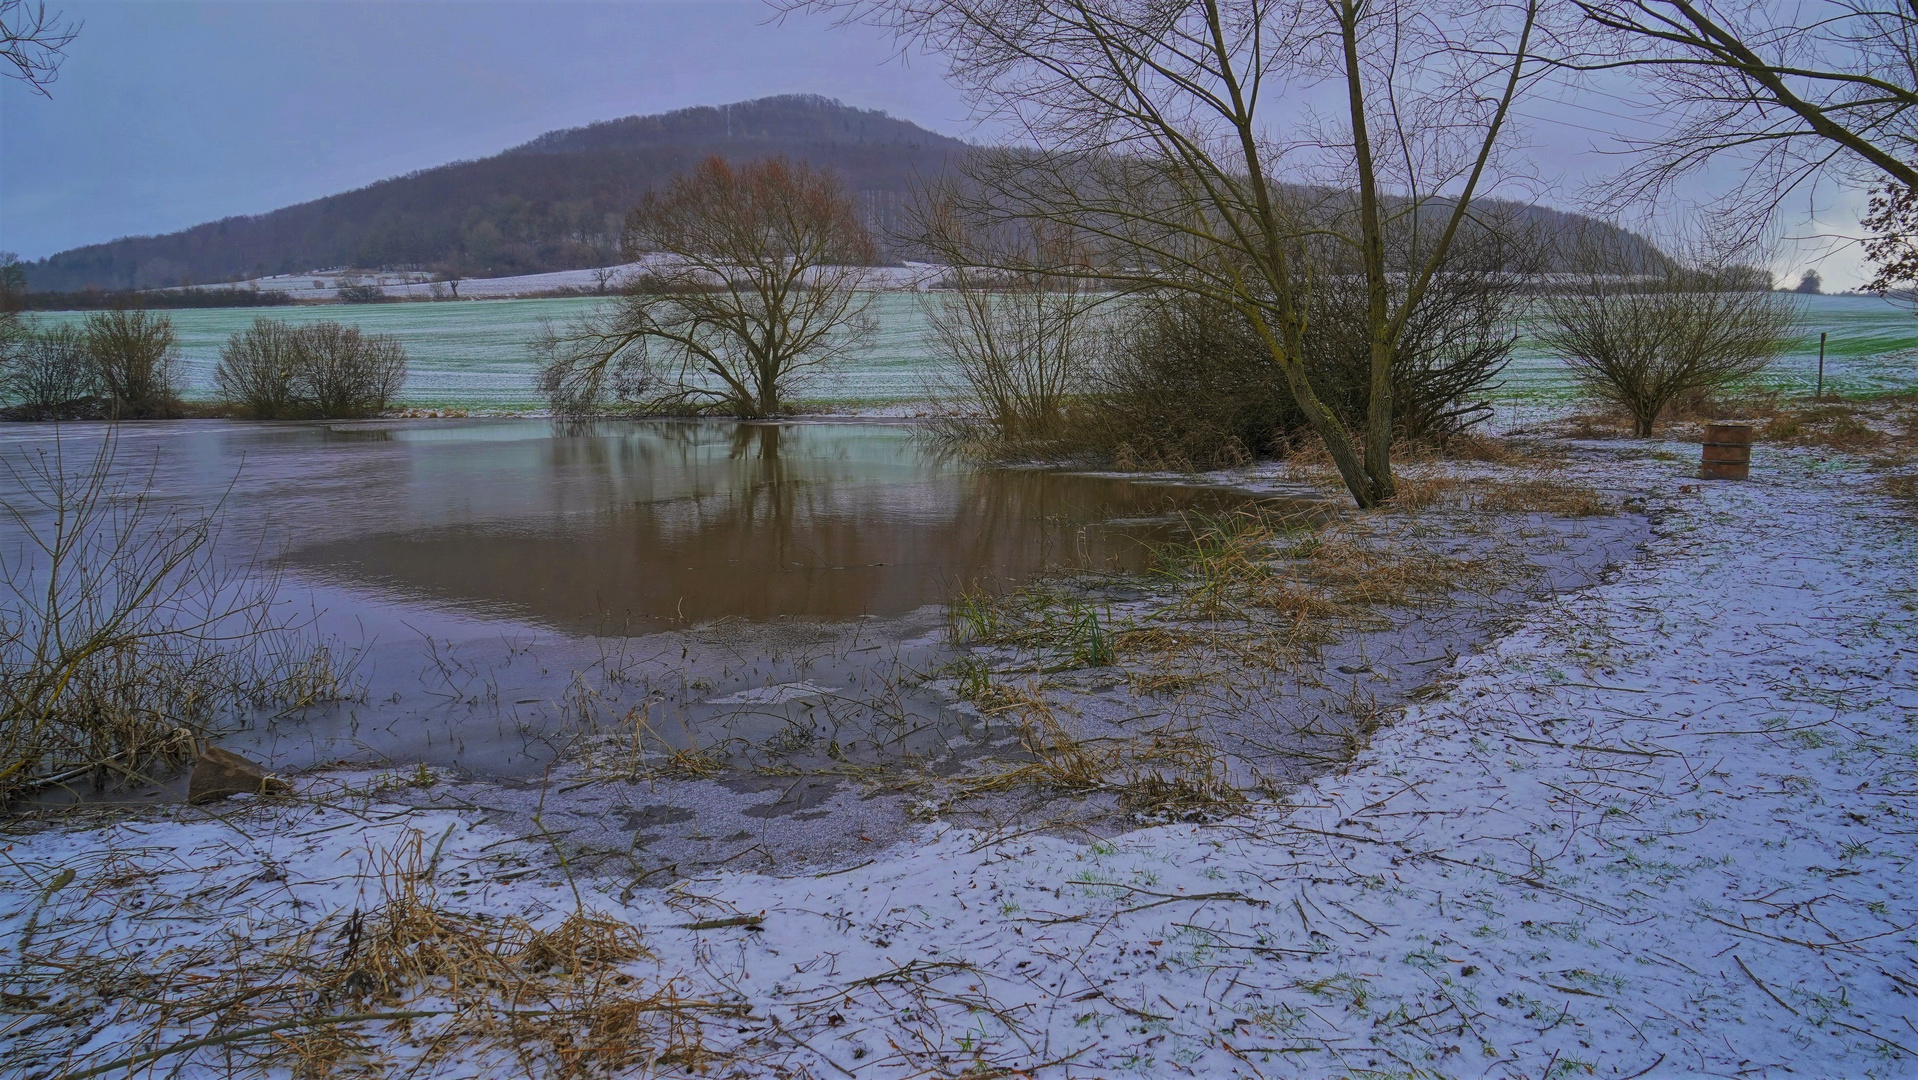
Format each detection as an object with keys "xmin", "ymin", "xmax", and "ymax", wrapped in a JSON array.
[
  {"xmin": 0, "ymin": 0, "xmax": 972, "ymax": 259},
  {"xmin": 0, "ymin": 0, "xmax": 1868, "ymax": 286}
]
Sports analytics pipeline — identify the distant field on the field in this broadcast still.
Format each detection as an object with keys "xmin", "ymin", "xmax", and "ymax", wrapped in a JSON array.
[{"xmin": 25, "ymin": 291, "xmax": 1918, "ymax": 412}]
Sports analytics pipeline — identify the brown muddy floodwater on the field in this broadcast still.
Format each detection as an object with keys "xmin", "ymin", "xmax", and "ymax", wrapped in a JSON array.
[
  {"xmin": 0, "ymin": 419, "xmax": 1292, "ymax": 782},
  {"xmin": 284, "ymin": 420, "xmax": 1255, "ymax": 631}
]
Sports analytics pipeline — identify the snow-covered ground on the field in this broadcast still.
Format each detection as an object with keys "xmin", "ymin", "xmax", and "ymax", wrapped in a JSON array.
[{"xmin": 4, "ymin": 439, "xmax": 1914, "ymax": 1078}]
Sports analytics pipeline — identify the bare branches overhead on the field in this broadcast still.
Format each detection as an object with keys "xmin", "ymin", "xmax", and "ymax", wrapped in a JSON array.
[
  {"xmin": 1560, "ymin": 0, "xmax": 1918, "ymax": 224},
  {"xmin": 1, "ymin": 0, "xmax": 78, "ymax": 95}
]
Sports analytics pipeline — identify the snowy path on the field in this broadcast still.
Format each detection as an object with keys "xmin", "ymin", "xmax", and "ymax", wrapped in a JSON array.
[{"xmin": 5, "ymin": 443, "xmax": 1915, "ymax": 1079}]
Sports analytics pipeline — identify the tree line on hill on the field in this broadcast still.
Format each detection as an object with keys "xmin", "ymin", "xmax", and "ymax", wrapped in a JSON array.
[{"xmin": 20, "ymin": 95, "xmax": 1665, "ymax": 296}]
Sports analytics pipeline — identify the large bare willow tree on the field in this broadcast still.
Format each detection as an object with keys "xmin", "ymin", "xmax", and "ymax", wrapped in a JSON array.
[
  {"xmin": 794, "ymin": 0, "xmax": 1541, "ymax": 506},
  {"xmin": 536, "ymin": 156, "xmax": 878, "ymax": 419}
]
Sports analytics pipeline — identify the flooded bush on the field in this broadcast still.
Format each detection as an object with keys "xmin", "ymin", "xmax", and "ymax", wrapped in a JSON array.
[
  {"xmin": 216, "ymin": 319, "xmax": 408, "ymax": 419},
  {"xmin": 1059, "ymin": 258, "xmax": 1517, "ymax": 468},
  {"xmin": 82, "ymin": 308, "xmax": 180, "ymax": 418},
  {"xmin": 1, "ymin": 324, "xmax": 96, "ymax": 420},
  {"xmin": 214, "ymin": 317, "xmax": 303, "ymax": 419},
  {"xmin": 926, "ymin": 270, "xmax": 1099, "ymax": 447},
  {"xmin": 0, "ymin": 434, "xmax": 347, "ymax": 803},
  {"xmin": 294, "ymin": 321, "xmax": 407, "ymax": 417}
]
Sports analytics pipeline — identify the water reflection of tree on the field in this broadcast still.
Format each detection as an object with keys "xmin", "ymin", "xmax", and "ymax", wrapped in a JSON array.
[{"xmin": 296, "ymin": 423, "xmax": 1234, "ymax": 631}]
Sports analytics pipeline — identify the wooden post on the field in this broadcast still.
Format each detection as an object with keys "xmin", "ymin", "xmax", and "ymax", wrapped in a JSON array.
[{"xmin": 1816, "ymin": 331, "xmax": 1827, "ymax": 400}]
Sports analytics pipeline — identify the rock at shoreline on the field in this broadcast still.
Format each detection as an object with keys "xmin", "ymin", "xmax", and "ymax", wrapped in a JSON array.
[{"xmin": 188, "ymin": 747, "xmax": 291, "ymax": 804}]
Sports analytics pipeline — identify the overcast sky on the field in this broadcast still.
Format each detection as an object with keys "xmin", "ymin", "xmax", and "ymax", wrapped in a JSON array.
[{"xmin": 0, "ymin": 0, "xmax": 1870, "ymax": 286}]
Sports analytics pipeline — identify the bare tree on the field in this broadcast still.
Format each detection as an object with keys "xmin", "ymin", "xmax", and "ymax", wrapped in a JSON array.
[
  {"xmin": 536, "ymin": 156, "xmax": 877, "ymax": 419},
  {"xmin": 796, "ymin": 0, "xmax": 1541, "ymax": 507},
  {"xmin": 2, "ymin": 325, "xmax": 93, "ymax": 419},
  {"xmin": 1, "ymin": 0, "xmax": 78, "ymax": 95},
  {"xmin": 1565, "ymin": 0, "xmax": 1918, "ymax": 228},
  {"xmin": 83, "ymin": 308, "xmax": 179, "ymax": 419},
  {"xmin": 291, "ymin": 322, "xmax": 408, "ymax": 417},
  {"xmin": 1540, "ymin": 238, "xmax": 1795, "ymax": 436}
]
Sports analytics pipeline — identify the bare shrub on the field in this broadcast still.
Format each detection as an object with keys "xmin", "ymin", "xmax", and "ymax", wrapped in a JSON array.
[
  {"xmin": 1065, "ymin": 240, "xmax": 1520, "ymax": 469},
  {"xmin": 82, "ymin": 307, "xmax": 179, "ymax": 418},
  {"xmin": 214, "ymin": 317, "xmax": 303, "ymax": 419},
  {"xmin": 0, "ymin": 433, "xmax": 347, "ymax": 803},
  {"xmin": 1542, "ymin": 258, "xmax": 1795, "ymax": 437},
  {"xmin": 537, "ymin": 156, "xmax": 876, "ymax": 419},
  {"xmin": 291, "ymin": 321, "xmax": 408, "ymax": 417},
  {"xmin": 335, "ymin": 281, "xmax": 387, "ymax": 304},
  {"xmin": 1079, "ymin": 291, "xmax": 1296, "ymax": 469},
  {"xmin": 2, "ymin": 323, "xmax": 95, "ymax": 419},
  {"xmin": 926, "ymin": 266, "xmax": 1099, "ymax": 447}
]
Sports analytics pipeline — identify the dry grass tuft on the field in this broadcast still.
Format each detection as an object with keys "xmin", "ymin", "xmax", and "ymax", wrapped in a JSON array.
[
  {"xmin": 1386, "ymin": 471, "xmax": 1464, "ymax": 509},
  {"xmin": 1879, "ymin": 472, "xmax": 1918, "ymax": 512},
  {"xmin": 517, "ymin": 911, "xmax": 653, "ymax": 975},
  {"xmin": 330, "ymin": 836, "xmax": 519, "ymax": 1004},
  {"xmin": 1439, "ymin": 433, "xmax": 1523, "ymax": 463},
  {"xmin": 954, "ymin": 702, "xmax": 1246, "ymax": 820},
  {"xmin": 1474, "ymin": 478, "xmax": 1611, "ymax": 517},
  {"xmin": 4, "ymin": 830, "xmax": 725, "ymax": 1080}
]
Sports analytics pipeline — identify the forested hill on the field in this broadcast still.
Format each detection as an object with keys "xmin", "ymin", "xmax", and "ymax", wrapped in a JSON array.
[
  {"xmin": 25, "ymin": 94, "xmax": 1665, "ymax": 292},
  {"xmin": 25, "ymin": 96, "xmax": 971, "ymax": 292}
]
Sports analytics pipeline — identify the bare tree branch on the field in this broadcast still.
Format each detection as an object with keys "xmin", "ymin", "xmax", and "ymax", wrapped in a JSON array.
[{"xmin": 1, "ymin": 0, "xmax": 79, "ymax": 95}]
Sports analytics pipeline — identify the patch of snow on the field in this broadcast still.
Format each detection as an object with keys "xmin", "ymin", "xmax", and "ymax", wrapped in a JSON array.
[{"xmin": 703, "ymin": 681, "xmax": 841, "ymax": 706}]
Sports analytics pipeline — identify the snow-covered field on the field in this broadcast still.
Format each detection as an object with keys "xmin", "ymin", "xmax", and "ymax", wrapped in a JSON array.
[
  {"xmin": 3, "ymin": 439, "xmax": 1914, "ymax": 1078},
  {"xmin": 204, "ymin": 262, "xmax": 946, "ymax": 302}
]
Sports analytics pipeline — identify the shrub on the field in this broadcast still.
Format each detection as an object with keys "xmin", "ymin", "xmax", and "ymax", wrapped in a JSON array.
[
  {"xmin": 82, "ymin": 308, "xmax": 179, "ymax": 418},
  {"xmin": 335, "ymin": 282, "xmax": 387, "ymax": 304},
  {"xmin": 1060, "ymin": 260, "xmax": 1517, "ymax": 468},
  {"xmin": 214, "ymin": 318, "xmax": 302, "ymax": 419},
  {"xmin": 2, "ymin": 325, "xmax": 95, "ymax": 419},
  {"xmin": 1541, "ymin": 273, "xmax": 1795, "ymax": 436},
  {"xmin": 214, "ymin": 319, "xmax": 408, "ymax": 419},
  {"xmin": 926, "ymin": 270, "xmax": 1098, "ymax": 446},
  {"xmin": 290, "ymin": 321, "xmax": 407, "ymax": 417},
  {"xmin": 1076, "ymin": 292, "xmax": 1297, "ymax": 469}
]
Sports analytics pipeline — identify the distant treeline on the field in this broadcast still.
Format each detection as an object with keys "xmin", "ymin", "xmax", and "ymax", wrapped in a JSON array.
[{"xmin": 17, "ymin": 288, "xmax": 294, "ymax": 311}]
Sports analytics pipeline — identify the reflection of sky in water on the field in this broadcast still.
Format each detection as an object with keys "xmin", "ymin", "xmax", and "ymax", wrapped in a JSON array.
[{"xmin": 24, "ymin": 291, "xmax": 1916, "ymax": 410}]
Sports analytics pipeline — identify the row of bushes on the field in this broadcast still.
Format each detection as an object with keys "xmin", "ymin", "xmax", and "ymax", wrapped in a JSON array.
[
  {"xmin": 214, "ymin": 319, "xmax": 407, "ymax": 418},
  {"xmin": 1, "ymin": 310, "xmax": 184, "ymax": 419},
  {"xmin": 931, "ymin": 261, "xmax": 1796, "ymax": 467},
  {"xmin": 0, "ymin": 313, "xmax": 408, "ymax": 420},
  {"xmin": 927, "ymin": 253, "xmax": 1526, "ymax": 469}
]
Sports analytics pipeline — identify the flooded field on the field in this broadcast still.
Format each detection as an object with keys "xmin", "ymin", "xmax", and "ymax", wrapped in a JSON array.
[{"xmin": 0, "ymin": 418, "xmax": 1302, "ymax": 783}]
